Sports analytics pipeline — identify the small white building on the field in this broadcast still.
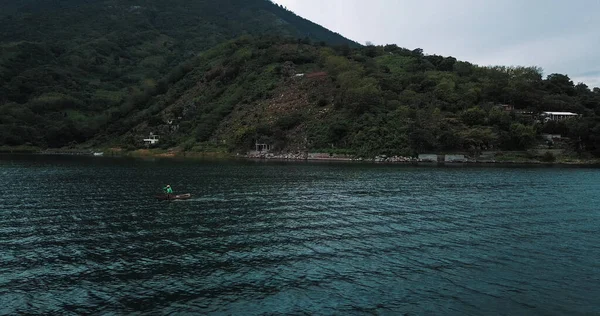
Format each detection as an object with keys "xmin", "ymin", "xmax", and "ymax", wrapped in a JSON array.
[
  {"xmin": 542, "ymin": 111, "xmax": 579, "ymax": 122},
  {"xmin": 255, "ymin": 142, "xmax": 271, "ymax": 152},
  {"xmin": 143, "ymin": 133, "xmax": 159, "ymax": 146}
]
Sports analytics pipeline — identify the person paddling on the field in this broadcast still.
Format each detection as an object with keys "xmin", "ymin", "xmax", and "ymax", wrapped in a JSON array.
[{"xmin": 163, "ymin": 185, "xmax": 173, "ymax": 195}]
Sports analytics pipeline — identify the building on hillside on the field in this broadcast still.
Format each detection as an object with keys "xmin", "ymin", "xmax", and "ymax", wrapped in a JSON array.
[
  {"xmin": 143, "ymin": 133, "xmax": 159, "ymax": 146},
  {"xmin": 541, "ymin": 111, "xmax": 579, "ymax": 122}
]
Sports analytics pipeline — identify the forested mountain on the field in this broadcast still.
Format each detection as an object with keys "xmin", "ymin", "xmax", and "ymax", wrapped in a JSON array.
[
  {"xmin": 0, "ymin": 0, "xmax": 356, "ymax": 146},
  {"xmin": 1, "ymin": 0, "xmax": 600, "ymax": 158}
]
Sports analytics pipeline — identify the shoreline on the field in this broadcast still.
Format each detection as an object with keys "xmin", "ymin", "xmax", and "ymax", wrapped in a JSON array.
[
  {"xmin": 2, "ymin": 148, "xmax": 599, "ymax": 166},
  {"xmin": 242, "ymin": 156, "xmax": 600, "ymax": 166}
]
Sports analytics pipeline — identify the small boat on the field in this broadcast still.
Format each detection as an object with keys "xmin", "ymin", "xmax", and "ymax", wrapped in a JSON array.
[{"xmin": 155, "ymin": 193, "xmax": 192, "ymax": 201}]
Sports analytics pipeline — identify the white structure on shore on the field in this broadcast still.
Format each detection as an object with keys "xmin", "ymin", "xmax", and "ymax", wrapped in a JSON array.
[
  {"xmin": 418, "ymin": 154, "xmax": 438, "ymax": 162},
  {"xmin": 143, "ymin": 133, "xmax": 159, "ymax": 146},
  {"xmin": 255, "ymin": 142, "xmax": 271, "ymax": 152}
]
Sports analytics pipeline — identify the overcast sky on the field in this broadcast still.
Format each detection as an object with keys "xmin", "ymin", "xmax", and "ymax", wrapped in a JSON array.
[{"xmin": 272, "ymin": 0, "xmax": 600, "ymax": 88}]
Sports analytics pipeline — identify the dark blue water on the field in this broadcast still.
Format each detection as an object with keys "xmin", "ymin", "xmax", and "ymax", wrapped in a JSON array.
[{"xmin": 1, "ymin": 155, "xmax": 599, "ymax": 315}]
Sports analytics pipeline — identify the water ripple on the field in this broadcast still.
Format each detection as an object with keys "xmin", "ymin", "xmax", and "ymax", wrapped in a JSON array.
[{"xmin": 1, "ymin": 156, "xmax": 600, "ymax": 315}]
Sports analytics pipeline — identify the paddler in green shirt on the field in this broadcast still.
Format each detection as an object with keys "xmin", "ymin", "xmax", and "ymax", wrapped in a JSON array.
[{"xmin": 163, "ymin": 185, "xmax": 173, "ymax": 194}]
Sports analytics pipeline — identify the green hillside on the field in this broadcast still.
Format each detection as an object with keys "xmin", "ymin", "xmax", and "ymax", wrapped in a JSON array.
[{"xmin": 101, "ymin": 37, "xmax": 600, "ymax": 158}]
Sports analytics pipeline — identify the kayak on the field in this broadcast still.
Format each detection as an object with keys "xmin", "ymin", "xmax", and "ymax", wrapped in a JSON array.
[{"xmin": 155, "ymin": 193, "xmax": 192, "ymax": 201}]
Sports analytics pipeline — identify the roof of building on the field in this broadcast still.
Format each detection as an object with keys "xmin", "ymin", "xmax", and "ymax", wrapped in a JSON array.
[{"xmin": 542, "ymin": 111, "xmax": 579, "ymax": 115}]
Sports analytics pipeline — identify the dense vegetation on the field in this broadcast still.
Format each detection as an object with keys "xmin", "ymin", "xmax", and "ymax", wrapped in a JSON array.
[
  {"xmin": 102, "ymin": 37, "xmax": 600, "ymax": 158},
  {"xmin": 0, "ymin": 0, "xmax": 356, "ymax": 147},
  {"xmin": 1, "ymin": 1, "xmax": 600, "ymax": 158}
]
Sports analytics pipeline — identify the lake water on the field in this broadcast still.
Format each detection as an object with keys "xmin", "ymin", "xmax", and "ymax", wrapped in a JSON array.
[{"xmin": 1, "ymin": 155, "xmax": 599, "ymax": 315}]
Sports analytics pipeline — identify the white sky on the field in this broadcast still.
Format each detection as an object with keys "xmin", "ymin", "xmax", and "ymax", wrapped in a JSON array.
[{"xmin": 273, "ymin": 0, "xmax": 600, "ymax": 88}]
